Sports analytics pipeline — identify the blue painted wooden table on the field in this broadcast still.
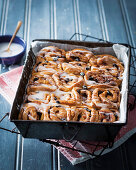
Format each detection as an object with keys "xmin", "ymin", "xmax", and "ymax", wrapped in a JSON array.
[{"xmin": 0, "ymin": 0, "xmax": 136, "ymax": 169}]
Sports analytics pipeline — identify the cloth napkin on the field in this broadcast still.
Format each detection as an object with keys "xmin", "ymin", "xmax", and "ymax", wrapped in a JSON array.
[{"xmin": 0, "ymin": 66, "xmax": 136, "ymax": 165}]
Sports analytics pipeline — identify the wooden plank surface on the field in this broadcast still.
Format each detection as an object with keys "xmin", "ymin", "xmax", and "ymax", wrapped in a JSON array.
[
  {"xmin": 55, "ymin": 0, "xmax": 75, "ymax": 39},
  {"xmin": 5, "ymin": 0, "xmax": 25, "ymax": 38},
  {"xmin": 0, "ymin": 0, "xmax": 136, "ymax": 170},
  {"xmin": 0, "ymin": 96, "xmax": 17, "ymax": 170},
  {"xmin": 29, "ymin": 0, "xmax": 50, "ymax": 43},
  {"xmin": 0, "ymin": 0, "xmax": 4, "ymax": 31},
  {"xmin": 78, "ymin": 0, "xmax": 103, "ymax": 41},
  {"xmin": 20, "ymin": 1, "xmax": 55, "ymax": 170}
]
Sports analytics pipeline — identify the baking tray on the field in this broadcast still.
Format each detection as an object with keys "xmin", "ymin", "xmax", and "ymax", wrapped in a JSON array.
[{"xmin": 9, "ymin": 39, "xmax": 131, "ymax": 141}]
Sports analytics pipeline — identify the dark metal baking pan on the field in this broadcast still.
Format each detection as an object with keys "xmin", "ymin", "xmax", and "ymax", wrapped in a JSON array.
[{"xmin": 9, "ymin": 39, "xmax": 131, "ymax": 141}]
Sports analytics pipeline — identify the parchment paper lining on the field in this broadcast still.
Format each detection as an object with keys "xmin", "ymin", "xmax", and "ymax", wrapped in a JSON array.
[{"xmin": 31, "ymin": 41, "xmax": 129, "ymax": 123}]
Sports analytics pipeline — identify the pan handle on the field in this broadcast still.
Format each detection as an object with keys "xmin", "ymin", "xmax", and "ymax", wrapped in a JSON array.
[{"xmin": 62, "ymin": 123, "xmax": 82, "ymax": 142}]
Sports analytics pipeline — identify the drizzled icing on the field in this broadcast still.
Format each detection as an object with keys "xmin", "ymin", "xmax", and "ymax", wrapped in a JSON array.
[{"xmin": 38, "ymin": 66, "xmax": 57, "ymax": 73}]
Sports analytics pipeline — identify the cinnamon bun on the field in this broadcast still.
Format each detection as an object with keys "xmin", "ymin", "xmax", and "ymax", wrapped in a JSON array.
[
  {"xmin": 42, "ymin": 105, "xmax": 69, "ymax": 121},
  {"xmin": 52, "ymin": 72, "xmax": 84, "ymax": 91},
  {"xmin": 27, "ymin": 72, "xmax": 57, "ymax": 92},
  {"xmin": 66, "ymin": 48, "xmax": 94, "ymax": 63},
  {"xmin": 90, "ymin": 85, "xmax": 120, "ymax": 109},
  {"xmin": 37, "ymin": 46, "xmax": 66, "ymax": 63},
  {"xmin": 18, "ymin": 103, "xmax": 43, "ymax": 120}
]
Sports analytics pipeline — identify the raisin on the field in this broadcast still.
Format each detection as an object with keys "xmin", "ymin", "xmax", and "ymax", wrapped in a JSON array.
[
  {"xmin": 95, "ymin": 79, "xmax": 98, "ymax": 83},
  {"xmin": 77, "ymin": 114, "xmax": 81, "ymax": 121},
  {"xmin": 77, "ymin": 89, "xmax": 81, "ymax": 93},
  {"xmin": 37, "ymin": 62, "xmax": 41, "ymax": 65},
  {"xmin": 82, "ymin": 93, "xmax": 87, "ymax": 98},
  {"xmin": 75, "ymin": 57, "xmax": 80, "ymax": 61},
  {"xmin": 61, "ymin": 55, "xmax": 65, "ymax": 58},
  {"xmin": 98, "ymin": 91, "xmax": 103, "ymax": 95},
  {"xmin": 53, "ymin": 57, "xmax": 58, "ymax": 61},
  {"xmin": 83, "ymin": 85, "xmax": 87, "ymax": 90},
  {"xmin": 80, "ymin": 72, "xmax": 85, "ymax": 76},
  {"xmin": 84, "ymin": 108, "xmax": 91, "ymax": 112},
  {"xmin": 89, "ymin": 77, "xmax": 94, "ymax": 81},
  {"xmin": 113, "ymin": 63, "xmax": 118, "ymax": 68},
  {"xmin": 65, "ymin": 78, "xmax": 70, "ymax": 83},
  {"xmin": 86, "ymin": 67, "xmax": 90, "ymax": 70},
  {"xmin": 34, "ymin": 77, "xmax": 38, "ymax": 81},
  {"xmin": 37, "ymin": 112, "xmax": 42, "ymax": 117},
  {"xmin": 54, "ymin": 97, "xmax": 57, "ymax": 100},
  {"xmin": 61, "ymin": 118, "xmax": 66, "ymax": 121},
  {"xmin": 107, "ymin": 90, "xmax": 112, "ymax": 96}
]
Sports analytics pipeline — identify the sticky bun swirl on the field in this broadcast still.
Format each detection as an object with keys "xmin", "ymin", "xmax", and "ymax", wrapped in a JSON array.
[
  {"xmin": 90, "ymin": 54, "xmax": 124, "ymax": 79},
  {"xmin": 72, "ymin": 87, "xmax": 92, "ymax": 105},
  {"xmin": 90, "ymin": 85, "xmax": 120, "ymax": 109},
  {"xmin": 37, "ymin": 46, "xmax": 66, "ymax": 63},
  {"xmin": 33, "ymin": 61, "xmax": 62, "ymax": 75},
  {"xmin": 42, "ymin": 105, "xmax": 69, "ymax": 121},
  {"xmin": 67, "ymin": 107, "xmax": 101, "ymax": 122},
  {"xmin": 25, "ymin": 91, "xmax": 50, "ymax": 104},
  {"xmin": 18, "ymin": 103, "xmax": 43, "ymax": 120},
  {"xmin": 62, "ymin": 62, "xmax": 89, "ymax": 75},
  {"xmin": 19, "ymin": 46, "xmax": 124, "ymax": 123},
  {"xmin": 85, "ymin": 70, "xmax": 121, "ymax": 86},
  {"xmin": 27, "ymin": 72, "xmax": 57, "ymax": 92},
  {"xmin": 52, "ymin": 72, "xmax": 84, "ymax": 91},
  {"xmin": 66, "ymin": 48, "xmax": 94, "ymax": 63},
  {"xmin": 99, "ymin": 108, "xmax": 119, "ymax": 122}
]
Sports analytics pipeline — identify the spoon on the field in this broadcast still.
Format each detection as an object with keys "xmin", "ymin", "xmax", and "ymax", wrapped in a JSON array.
[{"xmin": 5, "ymin": 21, "xmax": 22, "ymax": 52}]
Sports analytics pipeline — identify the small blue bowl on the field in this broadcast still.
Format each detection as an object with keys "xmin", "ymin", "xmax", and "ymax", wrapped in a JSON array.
[{"xmin": 0, "ymin": 35, "xmax": 26, "ymax": 65}]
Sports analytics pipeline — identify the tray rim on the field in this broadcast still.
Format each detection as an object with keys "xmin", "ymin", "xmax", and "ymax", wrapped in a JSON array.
[{"xmin": 9, "ymin": 39, "xmax": 131, "ymax": 126}]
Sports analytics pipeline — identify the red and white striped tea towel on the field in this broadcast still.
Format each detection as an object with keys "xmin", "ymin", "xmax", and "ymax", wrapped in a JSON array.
[{"xmin": 0, "ymin": 66, "xmax": 136, "ymax": 165}]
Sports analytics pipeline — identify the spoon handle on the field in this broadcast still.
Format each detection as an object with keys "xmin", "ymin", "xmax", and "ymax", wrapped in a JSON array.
[{"xmin": 7, "ymin": 21, "xmax": 22, "ymax": 50}]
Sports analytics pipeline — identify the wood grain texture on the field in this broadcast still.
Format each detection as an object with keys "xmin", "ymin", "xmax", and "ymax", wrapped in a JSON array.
[
  {"xmin": 0, "ymin": 95, "xmax": 17, "ymax": 170},
  {"xmin": 0, "ymin": 0, "xmax": 4, "ymax": 29},
  {"xmin": 21, "ymin": 0, "xmax": 56, "ymax": 170},
  {"xmin": 78, "ymin": 0, "xmax": 103, "ymax": 41},
  {"xmin": 5, "ymin": 0, "xmax": 25, "ymax": 38},
  {"xmin": 0, "ymin": 0, "xmax": 136, "ymax": 170},
  {"xmin": 102, "ymin": 0, "xmax": 129, "ymax": 43},
  {"xmin": 22, "ymin": 139, "xmax": 53, "ymax": 170},
  {"xmin": 55, "ymin": 0, "xmax": 75, "ymax": 39},
  {"xmin": 29, "ymin": 0, "xmax": 50, "ymax": 43},
  {"xmin": 122, "ymin": 0, "xmax": 136, "ymax": 47}
]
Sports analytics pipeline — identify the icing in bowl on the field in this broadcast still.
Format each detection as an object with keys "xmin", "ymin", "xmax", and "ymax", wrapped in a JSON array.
[{"xmin": 0, "ymin": 35, "xmax": 26, "ymax": 65}]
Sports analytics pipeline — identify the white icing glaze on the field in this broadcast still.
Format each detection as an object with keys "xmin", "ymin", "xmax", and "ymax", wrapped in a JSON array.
[
  {"xmin": 28, "ymin": 91, "xmax": 49, "ymax": 100},
  {"xmin": 95, "ymin": 103, "xmax": 108, "ymax": 108},
  {"xmin": 60, "ymin": 72, "xmax": 77, "ymax": 80},
  {"xmin": 53, "ymin": 89, "xmax": 67, "ymax": 96},
  {"xmin": 86, "ymin": 80, "xmax": 96, "ymax": 85},
  {"xmin": 0, "ymin": 42, "xmax": 24, "ymax": 57},
  {"xmin": 38, "ymin": 66, "xmax": 57, "ymax": 73},
  {"xmin": 40, "ymin": 84, "xmax": 56, "ymax": 89}
]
